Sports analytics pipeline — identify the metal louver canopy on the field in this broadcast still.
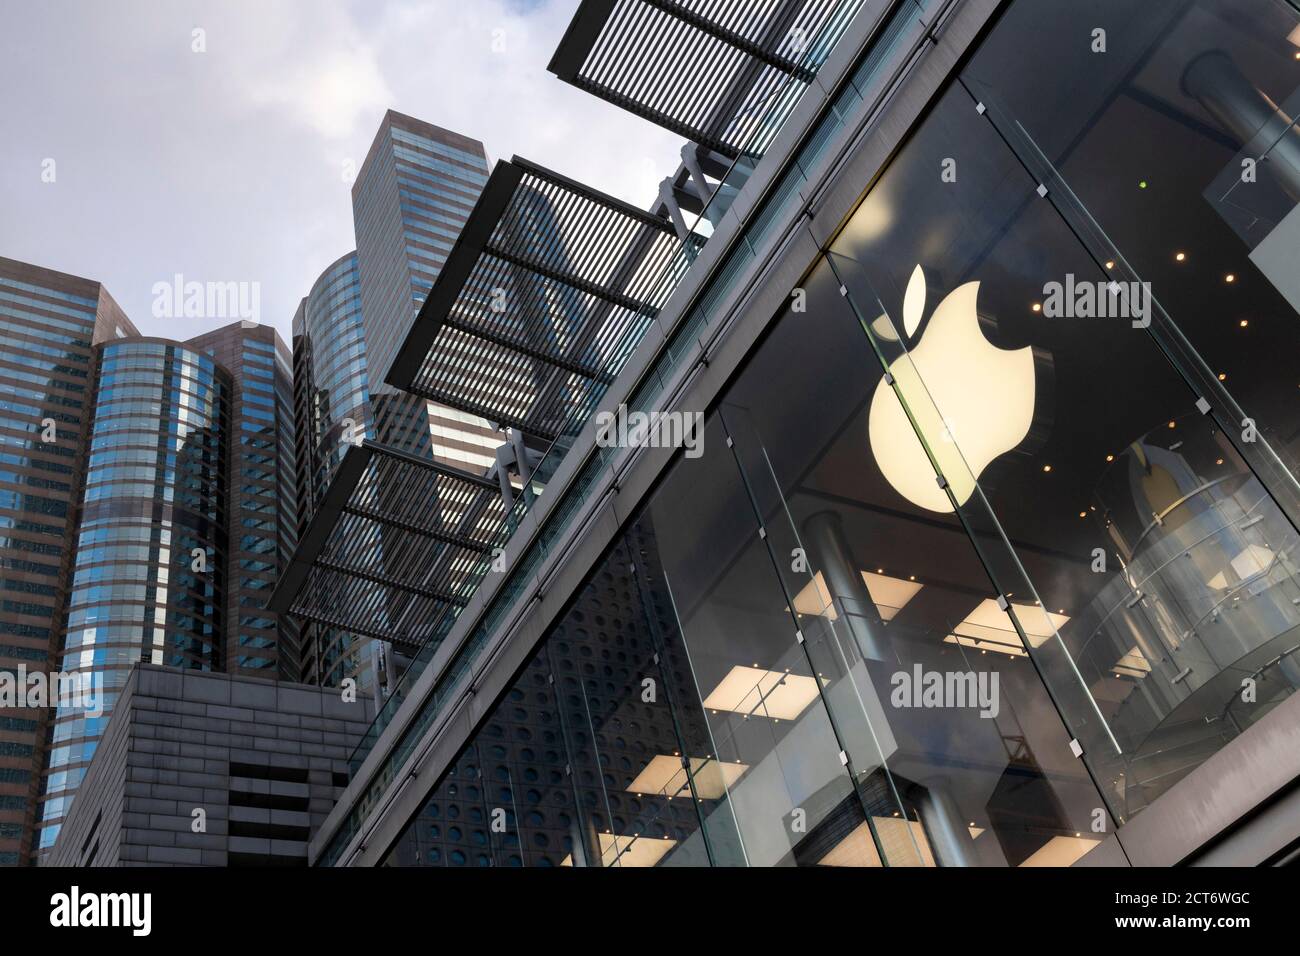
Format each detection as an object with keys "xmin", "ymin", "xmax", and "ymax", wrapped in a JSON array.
[
  {"xmin": 270, "ymin": 440, "xmax": 504, "ymax": 650},
  {"xmin": 548, "ymin": 0, "xmax": 845, "ymax": 158},
  {"xmin": 272, "ymin": 156, "xmax": 680, "ymax": 648},
  {"xmin": 385, "ymin": 156, "xmax": 681, "ymax": 443}
]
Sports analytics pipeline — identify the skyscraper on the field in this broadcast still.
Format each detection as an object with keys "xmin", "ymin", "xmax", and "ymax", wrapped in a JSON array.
[
  {"xmin": 40, "ymin": 337, "xmax": 232, "ymax": 850},
  {"xmin": 291, "ymin": 252, "xmax": 378, "ymax": 690},
  {"xmin": 352, "ymin": 110, "xmax": 499, "ymax": 471},
  {"xmin": 292, "ymin": 252, "xmax": 368, "ymax": 529},
  {"xmin": 0, "ymin": 256, "xmax": 299, "ymax": 859},
  {"xmin": 0, "ymin": 258, "xmax": 138, "ymax": 866},
  {"xmin": 289, "ymin": 114, "xmax": 504, "ymax": 701},
  {"xmin": 185, "ymin": 322, "xmax": 298, "ymax": 680}
]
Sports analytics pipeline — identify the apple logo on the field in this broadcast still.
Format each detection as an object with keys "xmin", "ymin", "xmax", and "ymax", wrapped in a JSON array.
[{"xmin": 868, "ymin": 265, "xmax": 1035, "ymax": 513}]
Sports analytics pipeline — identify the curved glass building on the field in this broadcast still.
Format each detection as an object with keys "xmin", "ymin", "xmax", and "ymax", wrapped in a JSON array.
[
  {"xmin": 38, "ymin": 339, "xmax": 230, "ymax": 849},
  {"xmin": 0, "ymin": 259, "xmax": 138, "ymax": 866},
  {"xmin": 293, "ymin": 252, "xmax": 369, "ymax": 521},
  {"xmin": 291, "ymin": 251, "xmax": 382, "ymax": 691}
]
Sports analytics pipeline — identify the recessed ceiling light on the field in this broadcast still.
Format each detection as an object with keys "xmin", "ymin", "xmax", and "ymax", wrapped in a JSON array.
[
  {"xmin": 1218, "ymin": 373, "xmax": 1227, "ymax": 381},
  {"xmin": 1216, "ymin": 458, "xmax": 1224, "ymax": 465},
  {"xmin": 1225, "ymin": 273, "xmax": 1235, "ymax": 283},
  {"xmin": 1079, "ymin": 511, "xmax": 1087, "ymax": 518},
  {"xmin": 1031, "ymin": 302, "xmax": 1041, "ymax": 312},
  {"xmin": 561, "ymin": 832, "xmax": 677, "ymax": 868},
  {"xmin": 945, "ymin": 600, "xmax": 1069, "ymax": 657},
  {"xmin": 791, "ymin": 570, "xmax": 922, "ymax": 622},
  {"xmin": 1105, "ymin": 454, "xmax": 1115, "ymax": 462},
  {"xmin": 1168, "ymin": 420, "xmax": 1177, "ymax": 428},
  {"xmin": 1042, "ymin": 464, "xmax": 1052, "ymax": 472},
  {"xmin": 1240, "ymin": 319, "xmax": 1249, "ymax": 328},
  {"xmin": 1019, "ymin": 835, "xmax": 1103, "ymax": 867},
  {"xmin": 702, "ymin": 666, "xmax": 824, "ymax": 721},
  {"xmin": 1175, "ymin": 252, "xmax": 1186, "ymax": 262},
  {"xmin": 1105, "ymin": 260, "xmax": 1115, "ymax": 270},
  {"xmin": 818, "ymin": 819, "xmax": 937, "ymax": 867},
  {"xmin": 626, "ymin": 755, "xmax": 747, "ymax": 800}
]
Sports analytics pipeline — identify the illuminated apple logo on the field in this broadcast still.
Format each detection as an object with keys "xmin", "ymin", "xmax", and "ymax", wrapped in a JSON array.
[{"xmin": 868, "ymin": 265, "xmax": 1035, "ymax": 513}]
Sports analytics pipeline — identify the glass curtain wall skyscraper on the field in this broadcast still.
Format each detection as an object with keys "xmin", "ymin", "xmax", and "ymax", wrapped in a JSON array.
[
  {"xmin": 0, "ymin": 256, "xmax": 297, "ymax": 859},
  {"xmin": 40, "ymin": 338, "xmax": 231, "ymax": 851},
  {"xmin": 293, "ymin": 252, "xmax": 368, "ymax": 526},
  {"xmin": 292, "ymin": 252, "xmax": 378, "ymax": 689},
  {"xmin": 186, "ymin": 322, "xmax": 298, "ymax": 680},
  {"xmin": 352, "ymin": 110, "xmax": 497, "ymax": 470},
  {"xmin": 292, "ymin": 113, "xmax": 498, "ymax": 700},
  {"xmin": 0, "ymin": 258, "xmax": 138, "ymax": 867}
]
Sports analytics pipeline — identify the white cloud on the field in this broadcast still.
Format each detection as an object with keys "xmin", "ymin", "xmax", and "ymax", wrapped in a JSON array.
[
  {"xmin": 0, "ymin": 0, "xmax": 684, "ymax": 344},
  {"xmin": 241, "ymin": 45, "xmax": 394, "ymax": 141}
]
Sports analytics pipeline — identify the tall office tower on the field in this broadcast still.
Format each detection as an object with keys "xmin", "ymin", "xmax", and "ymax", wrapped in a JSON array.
[
  {"xmin": 0, "ymin": 257, "xmax": 299, "ymax": 858},
  {"xmin": 352, "ymin": 110, "xmax": 499, "ymax": 472},
  {"xmin": 186, "ymin": 322, "xmax": 298, "ymax": 680},
  {"xmin": 291, "ymin": 252, "xmax": 377, "ymax": 689},
  {"xmin": 287, "ymin": 114, "xmax": 501, "ymax": 703},
  {"xmin": 39, "ymin": 337, "xmax": 231, "ymax": 852},
  {"xmin": 292, "ymin": 252, "xmax": 368, "ymax": 530},
  {"xmin": 0, "ymin": 258, "xmax": 138, "ymax": 866}
]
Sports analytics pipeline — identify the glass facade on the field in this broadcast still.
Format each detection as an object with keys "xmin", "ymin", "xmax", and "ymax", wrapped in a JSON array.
[
  {"xmin": 352, "ymin": 110, "xmax": 497, "ymax": 468},
  {"xmin": 0, "ymin": 261, "xmax": 136, "ymax": 865},
  {"xmin": 826, "ymin": 0, "xmax": 1300, "ymax": 826},
  {"xmin": 39, "ymin": 339, "xmax": 230, "ymax": 851},
  {"xmin": 373, "ymin": 0, "xmax": 1300, "ymax": 865},
  {"xmin": 292, "ymin": 252, "xmax": 381, "ymax": 691},
  {"xmin": 294, "ymin": 252, "xmax": 369, "ymax": 523},
  {"xmin": 187, "ymin": 323, "xmax": 298, "ymax": 679}
]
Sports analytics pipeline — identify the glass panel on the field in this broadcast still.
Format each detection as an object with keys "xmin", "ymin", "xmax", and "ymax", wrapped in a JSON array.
[
  {"xmin": 544, "ymin": 536, "xmax": 713, "ymax": 868},
  {"xmin": 622, "ymin": 523, "xmax": 745, "ymax": 866},
  {"xmin": 717, "ymin": 257, "xmax": 1111, "ymax": 865},
  {"xmin": 828, "ymin": 72, "xmax": 1300, "ymax": 826},
  {"xmin": 961, "ymin": 0, "xmax": 1300, "ymax": 520},
  {"xmin": 637, "ymin": 416, "xmax": 902, "ymax": 866}
]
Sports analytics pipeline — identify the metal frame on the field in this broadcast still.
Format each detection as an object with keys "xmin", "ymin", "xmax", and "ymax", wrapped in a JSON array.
[
  {"xmin": 273, "ymin": 158, "xmax": 680, "ymax": 657},
  {"xmin": 271, "ymin": 440, "xmax": 502, "ymax": 652},
  {"xmin": 386, "ymin": 156, "xmax": 681, "ymax": 443},
  {"xmin": 549, "ymin": 0, "xmax": 856, "ymax": 157}
]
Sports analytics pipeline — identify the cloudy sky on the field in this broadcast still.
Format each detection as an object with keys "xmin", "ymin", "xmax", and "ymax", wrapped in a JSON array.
[{"xmin": 0, "ymin": 0, "xmax": 682, "ymax": 343}]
